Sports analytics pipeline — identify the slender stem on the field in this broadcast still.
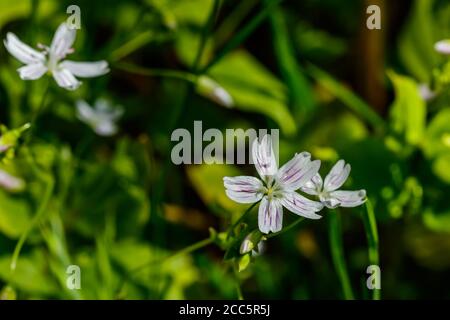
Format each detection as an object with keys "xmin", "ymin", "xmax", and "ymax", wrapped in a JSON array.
[
  {"xmin": 266, "ymin": 216, "xmax": 305, "ymax": 239},
  {"xmin": 201, "ymin": 0, "xmax": 283, "ymax": 73},
  {"xmin": 24, "ymin": 79, "xmax": 50, "ymax": 145},
  {"xmin": 113, "ymin": 62, "xmax": 197, "ymax": 83},
  {"xmin": 328, "ymin": 213, "xmax": 354, "ymax": 300},
  {"xmin": 10, "ymin": 148, "xmax": 54, "ymax": 272},
  {"xmin": 362, "ymin": 199, "xmax": 380, "ymax": 300},
  {"xmin": 233, "ymin": 266, "xmax": 244, "ymax": 300},
  {"xmin": 115, "ymin": 237, "xmax": 213, "ymax": 298},
  {"xmin": 227, "ymin": 202, "xmax": 258, "ymax": 239}
]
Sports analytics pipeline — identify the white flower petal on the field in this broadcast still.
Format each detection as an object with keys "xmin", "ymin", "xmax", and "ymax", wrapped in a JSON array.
[
  {"xmin": 17, "ymin": 63, "xmax": 47, "ymax": 80},
  {"xmin": 76, "ymin": 100, "xmax": 96, "ymax": 123},
  {"xmin": 323, "ymin": 160, "xmax": 351, "ymax": 192},
  {"xmin": 94, "ymin": 121, "xmax": 118, "ymax": 136},
  {"xmin": 60, "ymin": 60, "xmax": 109, "ymax": 78},
  {"xmin": 223, "ymin": 176, "xmax": 264, "ymax": 204},
  {"xmin": 435, "ymin": 40, "xmax": 450, "ymax": 55},
  {"xmin": 301, "ymin": 173, "xmax": 323, "ymax": 195},
  {"xmin": 50, "ymin": 23, "xmax": 76, "ymax": 60},
  {"xmin": 252, "ymin": 134, "xmax": 278, "ymax": 180},
  {"xmin": 4, "ymin": 33, "xmax": 46, "ymax": 64},
  {"xmin": 418, "ymin": 84, "xmax": 435, "ymax": 101},
  {"xmin": 258, "ymin": 197, "xmax": 283, "ymax": 234},
  {"xmin": 53, "ymin": 68, "xmax": 81, "ymax": 90},
  {"xmin": 280, "ymin": 191, "xmax": 323, "ymax": 219},
  {"xmin": 276, "ymin": 152, "xmax": 320, "ymax": 191},
  {"xmin": 0, "ymin": 169, "xmax": 25, "ymax": 192},
  {"xmin": 328, "ymin": 190, "xmax": 366, "ymax": 208}
]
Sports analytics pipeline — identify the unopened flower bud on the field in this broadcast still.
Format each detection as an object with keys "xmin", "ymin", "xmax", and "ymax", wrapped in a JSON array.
[{"xmin": 196, "ymin": 76, "xmax": 234, "ymax": 108}]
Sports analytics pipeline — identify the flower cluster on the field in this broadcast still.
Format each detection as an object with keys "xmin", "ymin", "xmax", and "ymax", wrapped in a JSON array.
[{"xmin": 224, "ymin": 135, "xmax": 366, "ymax": 234}]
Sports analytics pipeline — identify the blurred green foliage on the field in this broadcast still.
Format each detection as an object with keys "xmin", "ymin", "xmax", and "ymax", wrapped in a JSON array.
[{"xmin": 0, "ymin": 0, "xmax": 449, "ymax": 300}]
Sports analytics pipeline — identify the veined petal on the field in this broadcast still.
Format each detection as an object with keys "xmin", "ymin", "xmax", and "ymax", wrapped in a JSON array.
[
  {"xmin": 258, "ymin": 197, "xmax": 283, "ymax": 234},
  {"xmin": 4, "ymin": 33, "xmax": 46, "ymax": 64},
  {"xmin": 328, "ymin": 190, "xmax": 366, "ymax": 208},
  {"xmin": 17, "ymin": 63, "xmax": 47, "ymax": 80},
  {"xmin": 301, "ymin": 173, "xmax": 323, "ymax": 195},
  {"xmin": 252, "ymin": 134, "xmax": 278, "ymax": 180},
  {"xmin": 276, "ymin": 152, "xmax": 320, "ymax": 191},
  {"xmin": 60, "ymin": 60, "xmax": 109, "ymax": 78},
  {"xmin": 50, "ymin": 23, "xmax": 76, "ymax": 60},
  {"xmin": 324, "ymin": 160, "xmax": 351, "ymax": 192},
  {"xmin": 53, "ymin": 68, "xmax": 81, "ymax": 90},
  {"xmin": 280, "ymin": 191, "xmax": 323, "ymax": 219},
  {"xmin": 224, "ymin": 176, "xmax": 264, "ymax": 204}
]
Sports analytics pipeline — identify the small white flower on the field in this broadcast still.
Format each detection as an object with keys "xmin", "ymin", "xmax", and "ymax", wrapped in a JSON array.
[
  {"xmin": 76, "ymin": 99, "xmax": 124, "ymax": 136},
  {"xmin": 301, "ymin": 160, "xmax": 366, "ymax": 209},
  {"xmin": 224, "ymin": 135, "xmax": 323, "ymax": 234},
  {"xmin": 4, "ymin": 22, "xmax": 109, "ymax": 90},
  {"xmin": 434, "ymin": 40, "xmax": 450, "ymax": 55},
  {"xmin": 0, "ymin": 169, "xmax": 25, "ymax": 192},
  {"xmin": 418, "ymin": 83, "xmax": 435, "ymax": 101}
]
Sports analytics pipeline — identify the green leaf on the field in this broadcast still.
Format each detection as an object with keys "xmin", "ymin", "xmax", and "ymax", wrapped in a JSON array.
[
  {"xmin": 307, "ymin": 64, "xmax": 385, "ymax": 130},
  {"xmin": 209, "ymin": 51, "xmax": 297, "ymax": 135},
  {"xmin": 423, "ymin": 108, "xmax": 450, "ymax": 158},
  {"xmin": 398, "ymin": 0, "xmax": 438, "ymax": 82},
  {"xmin": 432, "ymin": 153, "xmax": 450, "ymax": 184},
  {"xmin": 0, "ymin": 190, "xmax": 30, "ymax": 238},
  {"xmin": 388, "ymin": 71, "xmax": 426, "ymax": 146}
]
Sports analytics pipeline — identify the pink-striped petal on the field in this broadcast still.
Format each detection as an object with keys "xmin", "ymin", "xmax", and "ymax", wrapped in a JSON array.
[
  {"xmin": 323, "ymin": 160, "xmax": 351, "ymax": 192},
  {"xmin": 280, "ymin": 191, "xmax": 323, "ymax": 219},
  {"xmin": 328, "ymin": 190, "xmax": 366, "ymax": 208},
  {"xmin": 276, "ymin": 152, "xmax": 320, "ymax": 191},
  {"xmin": 224, "ymin": 176, "xmax": 264, "ymax": 204},
  {"xmin": 258, "ymin": 197, "xmax": 283, "ymax": 234},
  {"xmin": 252, "ymin": 134, "xmax": 278, "ymax": 180}
]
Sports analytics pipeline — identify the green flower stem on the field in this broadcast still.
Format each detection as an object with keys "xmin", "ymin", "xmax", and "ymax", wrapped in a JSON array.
[
  {"xmin": 362, "ymin": 199, "xmax": 380, "ymax": 300},
  {"xmin": 113, "ymin": 62, "xmax": 198, "ymax": 83},
  {"xmin": 227, "ymin": 202, "xmax": 258, "ymax": 239},
  {"xmin": 328, "ymin": 212, "xmax": 355, "ymax": 300},
  {"xmin": 233, "ymin": 265, "xmax": 244, "ymax": 300},
  {"xmin": 266, "ymin": 216, "xmax": 305, "ymax": 239},
  {"xmin": 110, "ymin": 30, "xmax": 155, "ymax": 62},
  {"xmin": 24, "ymin": 79, "xmax": 50, "ymax": 145},
  {"xmin": 10, "ymin": 148, "xmax": 54, "ymax": 272}
]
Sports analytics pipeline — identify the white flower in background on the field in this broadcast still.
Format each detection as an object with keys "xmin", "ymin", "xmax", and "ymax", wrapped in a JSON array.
[
  {"xmin": 418, "ymin": 83, "xmax": 435, "ymax": 101},
  {"xmin": 0, "ymin": 169, "xmax": 25, "ymax": 192},
  {"xmin": 301, "ymin": 160, "xmax": 366, "ymax": 209},
  {"xmin": 4, "ymin": 22, "xmax": 109, "ymax": 90},
  {"xmin": 76, "ymin": 99, "xmax": 124, "ymax": 136},
  {"xmin": 224, "ymin": 135, "xmax": 323, "ymax": 234},
  {"xmin": 434, "ymin": 40, "xmax": 450, "ymax": 55},
  {"xmin": 196, "ymin": 75, "xmax": 234, "ymax": 108}
]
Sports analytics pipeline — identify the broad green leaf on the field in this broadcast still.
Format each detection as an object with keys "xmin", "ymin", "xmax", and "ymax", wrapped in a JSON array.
[
  {"xmin": 423, "ymin": 108, "xmax": 450, "ymax": 158},
  {"xmin": 186, "ymin": 163, "xmax": 242, "ymax": 214},
  {"xmin": 209, "ymin": 51, "xmax": 297, "ymax": 135},
  {"xmin": 0, "ymin": 190, "xmax": 30, "ymax": 238},
  {"xmin": 432, "ymin": 153, "xmax": 450, "ymax": 184},
  {"xmin": 388, "ymin": 71, "xmax": 426, "ymax": 146},
  {"xmin": 0, "ymin": 250, "xmax": 59, "ymax": 296}
]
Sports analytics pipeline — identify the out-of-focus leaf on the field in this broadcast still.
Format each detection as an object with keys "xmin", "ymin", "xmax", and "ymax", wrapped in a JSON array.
[
  {"xmin": 186, "ymin": 163, "xmax": 242, "ymax": 214},
  {"xmin": 432, "ymin": 153, "xmax": 450, "ymax": 184},
  {"xmin": 0, "ymin": 0, "xmax": 56, "ymax": 29},
  {"xmin": 0, "ymin": 250, "xmax": 59, "ymax": 296},
  {"xmin": 423, "ymin": 108, "xmax": 450, "ymax": 159},
  {"xmin": 0, "ymin": 190, "xmax": 30, "ymax": 238},
  {"xmin": 209, "ymin": 51, "xmax": 297, "ymax": 135},
  {"xmin": 268, "ymin": 5, "xmax": 315, "ymax": 116},
  {"xmin": 398, "ymin": 0, "xmax": 438, "ymax": 82},
  {"xmin": 388, "ymin": 71, "xmax": 426, "ymax": 146},
  {"xmin": 307, "ymin": 64, "xmax": 385, "ymax": 130},
  {"xmin": 0, "ymin": 286, "xmax": 16, "ymax": 300}
]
